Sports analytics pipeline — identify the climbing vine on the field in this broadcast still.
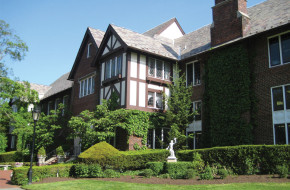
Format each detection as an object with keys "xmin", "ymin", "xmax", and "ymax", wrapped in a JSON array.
[{"xmin": 203, "ymin": 44, "xmax": 253, "ymax": 147}]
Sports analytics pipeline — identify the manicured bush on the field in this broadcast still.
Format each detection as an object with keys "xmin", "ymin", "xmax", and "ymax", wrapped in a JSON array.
[
  {"xmin": 11, "ymin": 164, "xmax": 74, "ymax": 185},
  {"xmin": 74, "ymin": 164, "xmax": 89, "ymax": 178},
  {"xmin": 199, "ymin": 165, "xmax": 214, "ymax": 180},
  {"xmin": 56, "ymin": 146, "xmax": 65, "ymax": 156},
  {"xmin": 103, "ymin": 169, "xmax": 120, "ymax": 178},
  {"xmin": 218, "ymin": 168, "xmax": 228, "ymax": 179},
  {"xmin": 276, "ymin": 165, "xmax": 288, "ymax": 178},
  {"xmin": 146, "ymin": 162, "xmax": 164, "ymax": 175},
  {"xmin": 165, "ymin": 162, "xmax": 194, "ymax": 179},
  {"xmin": 192, "ymin": 152, "xmax": 204, "ymax": 171},
  {"xmin": 177, "ymin": 145, "xmax": 290, "ymax": 174},
  {"xmin": 185, "ymin": 169, "xmax": 197, "ymax": 179},
  {"xmin": 0, "ymin": 151, "xmax": 16, "ymax": 162},
  {"xmin": 142, "ymin": 169, "xmax": 154, "ymax": 178},
  {"xmin": 0, "ymin": 150, "xmax": 30, "ymax": 162},
  {"xmin": 88, "ymin": 164, "xmax": 103, "ymax": 178},
  {"xmin": 37, "ymin": 147, "xmax": 46, "ymax": 156}
]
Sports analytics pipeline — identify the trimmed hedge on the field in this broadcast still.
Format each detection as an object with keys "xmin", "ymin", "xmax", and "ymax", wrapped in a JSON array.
[
  {"xmin": 79, "ymin": 149, "xmax": 169, "ymax": 170},
  {"xmin": 146, "ymin": 162, "xmax": 164, "ymax": 175},
  {"xmin": 11, "ymin": 164, "xmax": 74, "ymax": 185},
  {"xmin": 165, "ymin": 162, "xmax": 194, "ymax": 179},
  {"xmin": 0, "ymin": 151, "xmax": 30, "ymax": 162},
  {"xmin": 177, "ymin": 145, "xmax": 290, "ymax": 174}
]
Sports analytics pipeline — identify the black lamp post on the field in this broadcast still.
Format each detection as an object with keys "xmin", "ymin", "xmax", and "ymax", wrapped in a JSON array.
[{"xmin": 28, "ymin": 107, "xmax": 40, "ymax": 185}]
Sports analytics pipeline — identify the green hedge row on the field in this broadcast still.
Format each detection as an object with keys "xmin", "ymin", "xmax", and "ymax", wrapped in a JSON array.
[
  {"xmin": 78, "ymin": 149, "xmax": 169, "ymax": 170},
  {"xmin": 11, "ymin": 164, "xmax": 74, "ymax": 185},
  {"xmin": 176, "ymin": 145, "xmax": 290, "ymax": 174},
  {"xmin": 0, "ymin": 151, "xmax": 30, "ymax": 162}
]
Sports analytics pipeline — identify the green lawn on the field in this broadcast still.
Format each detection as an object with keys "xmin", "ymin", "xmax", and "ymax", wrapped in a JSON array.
[{"xmin": 22, "ymin": 180, "xmax": 290, "ymax": 190}]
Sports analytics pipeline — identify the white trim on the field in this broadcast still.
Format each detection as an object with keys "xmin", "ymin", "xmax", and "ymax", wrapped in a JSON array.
[
  {"xmin": 87, "ymin": 43, "xmax": 92, "ymax": 58},
  {"xmin": 186, "ymin": 60, "xmax": 201, "ymax": 87},
  {"xmin": 148, "ymin": 57, "xmax": 171, "ymax": 81},
  {"xmin": 268, "ymin": 30, "xmax": 290, "ymax": 68}
]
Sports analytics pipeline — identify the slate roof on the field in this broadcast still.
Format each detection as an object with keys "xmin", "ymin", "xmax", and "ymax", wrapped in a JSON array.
[
  {"xmin": 42, "ymin": 72, "xmax": 73, "ymax": 100},
  {"xmin": 88, "ymin": 27, "xmax": 105, "ymax": 47},
  {"xmin": 30, "ymin": 83, "xmax": 51, "ymax": 97},
  {"xmin": 111, "ymin": 24, "xmax": 179, "ymax": 60}
]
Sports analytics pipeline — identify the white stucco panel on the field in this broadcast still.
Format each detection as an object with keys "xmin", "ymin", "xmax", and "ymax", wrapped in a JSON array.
[
  {"xmin": 130, "ymin": 52, "xmax": 137, "ymax": 78},
  {"xmin": 139, "ymin": 82, "xmax": 146, "ymax": 107},
  {"xmin": 121, "ymin": 81, "xmax": 126, "ymax": 106},
  {"xmin": 165, "ymin": 87, "xmax": 170, "ymax": 110},
  {"xmin": 114, "ymin": 40, "xmax": 121, "ymax": 49},
  {"xmin": 101, "ymin": 62, "xmax": 105, "ymax": 82},
  {"xmin": 105, "ymin": 86, "xmax": 110, "ymax": 98},
  {"xmin": 108, "ymin": 36, "xmax": 112, "ymax": 49},
  {"xmin": 102, "ymin": 47, "xmax": 109, "ymax": 56},
  {"xmin": 159, "ymin": 22, "xmax": 184, "ymax": 40},
  {"xmin": 130, "ymin": 81, "xmax": 137, "ymax": 106},
  {"xmin": 100, "ymin": 88, "xmax": 104, "ymax": 103},
  {"xmin": 114, "ymin": 82, "xmax": 120, "ymax": 93},
  {"xmin": 148, "ymin": 84, "xmax": 163, "ymax": 91},
  {"xmin": 122, "ymin": 53, "xmax": 126, "ymax": 77},
  {"xmin": 139, "ymin": 55, "xmax": 146, "ymax": 80}
]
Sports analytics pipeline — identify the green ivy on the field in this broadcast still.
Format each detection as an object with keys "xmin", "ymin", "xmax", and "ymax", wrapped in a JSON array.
[{"xmin": 203, "ymin": 44, "xmax": 253, "ymax": 147}]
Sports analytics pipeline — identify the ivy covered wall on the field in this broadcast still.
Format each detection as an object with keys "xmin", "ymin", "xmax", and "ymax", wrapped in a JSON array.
[{"xmin": 203, "ymin": 44, "xmax": 254, "ymax": 147}]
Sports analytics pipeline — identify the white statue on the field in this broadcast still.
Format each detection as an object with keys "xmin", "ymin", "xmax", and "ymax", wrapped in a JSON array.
[{"xmin": 167, "ymin": 138, "xmax": 177, "ymax": 159}]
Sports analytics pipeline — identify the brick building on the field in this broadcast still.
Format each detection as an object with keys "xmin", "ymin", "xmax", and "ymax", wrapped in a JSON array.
[{"xmin": 41, "ymin": 0, "xmax": 290, "ymax": 150}]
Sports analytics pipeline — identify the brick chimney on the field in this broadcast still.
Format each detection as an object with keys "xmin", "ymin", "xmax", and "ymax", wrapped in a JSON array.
[{"xmin": 211, "ymin": 0, "xmax": 250, "ymax": 46}]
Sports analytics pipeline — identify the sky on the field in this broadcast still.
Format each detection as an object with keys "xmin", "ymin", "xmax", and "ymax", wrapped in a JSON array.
[{"xmin": 0, "ymin": 0, "xmax": 265, "ymax": 86}]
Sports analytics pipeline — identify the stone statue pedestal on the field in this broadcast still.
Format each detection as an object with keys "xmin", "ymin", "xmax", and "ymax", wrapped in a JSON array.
[{"xmin": 167, "ymin": 157, "xmax": 177, "ymax": 162}]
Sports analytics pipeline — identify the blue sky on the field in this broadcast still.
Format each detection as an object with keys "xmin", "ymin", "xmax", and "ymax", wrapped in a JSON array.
[{"xmin": 1, "ymin": 0, "xmax": 265, "ymax": 86}]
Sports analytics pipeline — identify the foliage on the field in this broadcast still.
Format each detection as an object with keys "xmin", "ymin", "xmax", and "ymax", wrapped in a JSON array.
[
  {"xmin": 142, "ymin": 169, "xmax": 154, "ymax": 178},
  {"xmin": 11, "ymin": 164, "xmax": 74, "ymax": 185},
  {"xmin": 199, "ymin": 165, "xmax": 214, "ymax": 180},
  {"xmin": 0, "ymin": 132, "xmax": 7, "ymax": 153},
  {"xmin": 103, "ymin": 169, "xmax": 120, "ymax": 178},
  {"xmin": 0, "ymin": 151, "xmax": 16, "ymax": 162},
  {"xmin": 56, "ymin": 146, "xmax": 64, "ymax": 156},
  {"xmin": 185, "ymin": 169, "xmax": 197, "ymax": 179},
  {"xmin": 74, "ymin": 164, "xmax": 89, "ymax": 178},
  {"xmin": 146, "ymin": 162, "xmax": 164, "ymax": 175},
  {"xmin": 0, "ymin": 150, "xmax": 30, "ymax": 162},
  {"xmin": 192, "ymin": 152, "xmax": 204, "ymax": 171},
  {"xmin": 203, "ymin": 44, "xmax": 253, "ymax": 147},
  {"xmin": 177, "ymin": 145, "xmax": 290, "ymax": 174},
  {"xmin": 164, "ymin": 162, "xmax": 194, "ymax": 179},
  {"xmin": 217, "ymin": 168, "xmax": 228, "ymax": 179},
  {"xmin": 165, "ymin": 71, "xmax": 194, "ymax": 148},
  {"xmin": 88, "ymin": 164, "xmax": 103, "ymax": 178},
  {"xmin": 37, "ymin": 147, "xmax": 46, "ymax": 156},
  {"xmin": 276, "ymin": 165, "xmax": 288, "ymax": 178}
]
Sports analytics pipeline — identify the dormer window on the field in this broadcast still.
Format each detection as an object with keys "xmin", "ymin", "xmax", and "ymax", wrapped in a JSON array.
[
  {"xmin": 105, "ymin": 55, "xmax": 122, "ymax": 80},
  {"xmin": 87, "ymin": 43, "xmax": 92, "ymax": 58}
]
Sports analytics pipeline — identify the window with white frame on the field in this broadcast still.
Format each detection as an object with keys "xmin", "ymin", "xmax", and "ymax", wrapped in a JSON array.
[
  {"xmin": 148, "ymin": 58, "xmax": 171, "ymax": 80},
  {"xmin": 105, "ymin": 55, "xmax": 122, "ymax": 80},
  {"xmin": 87, "ymin": 43, "xmax": 92, "ymax": 58},
  {"xmin": 268, "ymin": 31, "xmax": 290, "ymax": 67},
  {"xmin": 147, "ymin": 91, "xmax": 163, "ymax": 109},
  {"xmin": 186, "ymin": 61, "xmax": 201, "ymax": 86},
  {"xmin": 271, "ymin": 84, "xmax": 290, "ymax": 144},
  {"xmin": 79, "ymin": 75, "xmax": 95, "ymax": 98}
]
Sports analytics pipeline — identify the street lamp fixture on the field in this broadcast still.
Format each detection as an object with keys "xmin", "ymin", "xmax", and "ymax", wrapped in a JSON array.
[{"xmin": 28, "ymin": 107, "xmax": 41, "ymax": 185}]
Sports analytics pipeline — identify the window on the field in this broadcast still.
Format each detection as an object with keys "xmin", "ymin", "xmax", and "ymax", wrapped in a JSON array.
[
  {"xmin": 79, "ymin": 75, "xmax": 95, "ymax": 98},
  {"xmin": 193, "ymin": 101, "xmax": 202, "ymax": 121},
  {"xmin": 268, "ymin": 31, "xmax": 290, "ymax": 67},
  {"xmin": 186, "ymin": 61, "xmax": 201, "ymax": 86},
  {"xmin": 48, "ymin": 101, "xmax": 54, "ymax": 115},
  {"xmin": 272, "ymin": 84, "xmax": 290, "ymax": 145},
  {"xmin": 147, "ymin": 92, "xmax": 163, "ymax": 109},
  {"xmin": 55, "ymin": 98, "xmax": 61, "ymax": 110},
  {"xmin": 87, "ymin": 43, "xmax": 92, "ymax": 58},
  {"xmin": 148, "ymin": 58, "xmax": 171, "ymax": 80},
  {"xmin": 105, "ymin": 55, "xmax": 122, "ymax": 80}
]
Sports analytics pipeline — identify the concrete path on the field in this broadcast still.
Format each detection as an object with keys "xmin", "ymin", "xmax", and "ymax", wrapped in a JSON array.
[{"xmin": 0, "ymin": 170, "xmax": 22, "ymax": 189}]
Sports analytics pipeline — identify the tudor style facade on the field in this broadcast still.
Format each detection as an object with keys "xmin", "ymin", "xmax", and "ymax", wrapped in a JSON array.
[{"xmin": 40, "ymin": 0, "xmax": 289, "ymax": 151}]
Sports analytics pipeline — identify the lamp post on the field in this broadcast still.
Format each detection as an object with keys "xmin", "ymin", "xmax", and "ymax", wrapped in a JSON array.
[{"xmin": 28, "ymin": 107, "xmax": 40, "ymax": 185}]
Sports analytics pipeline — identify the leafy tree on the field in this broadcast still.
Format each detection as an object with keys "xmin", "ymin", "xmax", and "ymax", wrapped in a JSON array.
[
  {"xmin": 165, "ymin": 72, "xmax": 194, "ymax": 148},
  {"xmin": 0, "ymin": 20, "xmax": 28, "ymax": 77},
  {"xmin": 0, "ymin": 132, "xmax": 7, "ymax": 153}
]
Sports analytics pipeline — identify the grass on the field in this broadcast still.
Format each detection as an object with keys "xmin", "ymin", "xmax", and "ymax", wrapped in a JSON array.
[{"xmin": 22, "ymin": 180, "xmax": 290, "ymax": 190}]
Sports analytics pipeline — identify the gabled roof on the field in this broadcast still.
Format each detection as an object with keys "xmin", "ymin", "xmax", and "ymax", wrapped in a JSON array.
[
  {"xmin": 143, "ymin": 18, "xmax": 185, "ymax": 38},
  {"xmin": 68, "ymin": 27, "xmax": 105, "ymax": 80},
  {"xmin": 42, "ymin": 72, "xmax": 73, "ymax": 100}
]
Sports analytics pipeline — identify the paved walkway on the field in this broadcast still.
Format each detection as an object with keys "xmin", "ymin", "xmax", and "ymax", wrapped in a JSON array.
[{"xmin": 0, "ymin": 170, "xmax": 22, "ymax": 189}]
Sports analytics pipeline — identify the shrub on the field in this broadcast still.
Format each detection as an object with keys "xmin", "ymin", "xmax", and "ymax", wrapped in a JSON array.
[
  {"xmin": 11, "ymin": 164, "xmax": 73, "ymax": 185},
  {"xmin": 74, "ymin": 164, "xmax": 89, "ymax": 178},
  {"xmin": 199, "ymin": 165, "xmax": 214, "ymax": 180},
  {"xmin": 88, "ymin": 164, "xmax": 103, "ymax": 178},
  {"xmin": 142, "ymin": 169, "xmax": 154, "ymax": 178},
  {"xmin": 159, "ymin": 173, "xmax": 170, "ymax": 179},
  {"xmin": 218, "ymin": 168, "xmax": 228, "ymax": 179},
  {"xmin": 185, "ymin": 169, "xmax": 197, "ymax": 179},
  {"xmin": 192, "ymin": 152, "xmax": 204, "ymax": 171},
  {"xmin": 0, "ymin": 151, "xmax": 16, "ymax": 162},
  {"xmin": 0, "ymin": 133, "xmax": 7, "ymax": 153},
  {"xmin": 37, "ymin": 147, "xmax": 46, "ymax": 156},
  {"xmin": 103, "ymin": 169, "xmax": 120, "ymax": 178},
  {"xmin": 177, "ymin": 145, "xmax": 290, "ymax": 174},
  {"xmin": 276, "ymin": 165, "xmax": 288, "ymax": 178},
  {"xmin": 56, "ymin": 146, "xmax": 65, "ymax": 156},
  {"xmin": 165, "ymin": 162, "xmax": 194, "ymax": 179},
  {"xmin": 133, "ymin": 143, "xmax": 141, "ymax": 151},
  {"xmin": 146, "ymin": 162, "xmax": 164, "ymax": 175}
]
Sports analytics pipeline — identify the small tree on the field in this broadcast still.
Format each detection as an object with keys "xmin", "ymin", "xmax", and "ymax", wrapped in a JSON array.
[{"xmin": 165, "ymin": 71, "xmax": 194, "ymax": 148}]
